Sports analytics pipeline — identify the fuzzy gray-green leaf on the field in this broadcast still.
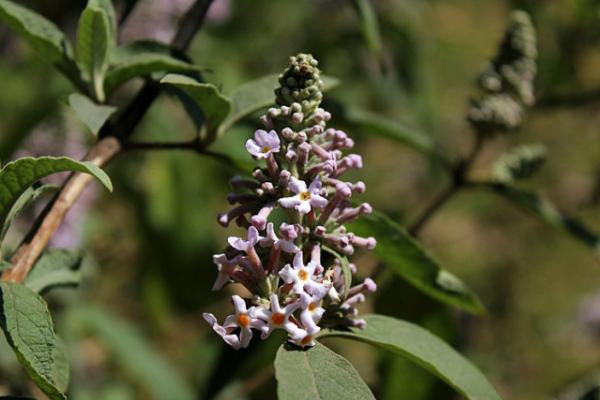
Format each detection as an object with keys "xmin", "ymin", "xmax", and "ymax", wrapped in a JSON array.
[
  {"xmin": 25, "ymin": 249, "xmax": 82, "ymax": 294},
  {"xmin": 0, "ymin": 0, "xmax": 75, "ymax": 65},
  {"xmin": 0, "ymin": 282, "xmax": 66, "ymax": 399},
  {"xmin": 0, "ymin": 156, "xmax": 112, "ymax": 230},
  {"xmin": 0, "ymin": 183, "xmax": 57, "ymax": 243},
  {"xmin": 320, "ymin": 314, "xmax": 501, "ymax": 400},
  {"xmin": 161, "ymin": 74, "xmax": 231, "ymax": 133},
  {"xmin": 275, "ymin": 342, "xmax": 375, "ymax": 400},
  {"xmin": 105, "ymin": 42, "xmax": 203, "ymax": 94},
  {"xmin": 76, "ymin": 5, "xmax": 111, "ymax": 101},
  {"xmin": 68, "ymin": 93, "xmax": 116, "ymax": 135},
  {"xmin": 348, "ymin": 210, "xmax": 484, "ymax": 314}
]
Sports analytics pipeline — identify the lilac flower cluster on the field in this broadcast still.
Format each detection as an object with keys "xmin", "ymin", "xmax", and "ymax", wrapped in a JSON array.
[{"xmin": 203, "ymin": 54, "xmax": 376, "ymax": 349}]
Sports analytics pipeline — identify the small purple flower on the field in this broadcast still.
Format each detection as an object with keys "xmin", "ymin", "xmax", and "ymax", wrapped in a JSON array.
[
  {"xmin": 245, "ymin": 129, "xmax": 280, "ymax": 159},
  {"xmin": 259, "ymin": 223, "xmax": 299, "ymax": 253},
  {"xmin": 278, "ymin": 177, "xmax": 328, "ymax": 214},
  {"xmin": 228, "ymin": 226, "xmax": 262, "ymax": 253},
  {"xmin": 202, "ymin": 295, "xmax": 266, "ymax": 349},
  {"xmin": 299, "ymin": 293, "xmax": 325, "ymax": 335},
  {"xmin": 211, "ymin": 253, "xmax": 239, "ymax": 290},
  {"xmin": 279, "ymin": 252, "xmax": 328, "ymax": 297},
  {"xmin": 252, "ymin": 294, "xmax": 306, "ymax": 339}
]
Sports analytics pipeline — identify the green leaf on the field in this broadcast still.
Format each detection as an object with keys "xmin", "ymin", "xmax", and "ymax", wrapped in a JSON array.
[
  {"xmin": 24, "ymin": 249, "xmax": 82, "ymax": 294},
  {"xmin": 486, "ymin": 183, "xmax": 600, "ymax": 257},
  {"xmin": 275, "ymin": 342, "xmax": 375, "ymax": 400},
  {"xmin": 105, "ymin": 42, "xmax": 203, "ymax": 94},
  {"xmin": 160, "ymin": 74, "xmax": 231, "ymax": 134},
  {"xmin": 52, "ymin": 335, "xmax": 70, "ymax": 393},
  {"xmin": 66, "ymin": 305, "xmax": 195, "ymax": 400},
  {"xmin": 320, "ymin": 314, "xmax": 501, "ymax": 400},
  {"xmin": 0, "ymin": 282, "xmax": 66, "ymax": 399},
  {"xmin": 68, "ymin": 93, "xmax": 116, "ymax": 135},
  {"xmin": 0, "ymin": 156, "xmax": 113, "ymax": 230},
  {"xmin": 348, "ymin": 210, "xmax": 484, "ymax": 314},
  {"xmin": 0, "ymin": 0, "xmax": 77, "ymax": 69},
  {"xmin": 0, "ymin": 183, "xmax": 58, "ymax": 243},
  {"xmin": 76, "ymin": 5, "xmax": 111, "ymax": 102},
  {"xmin": 218, "ymin": 73, "xmax": 339, "ymax": 136},
  {"xmin": 88, "ymin": 0, "xmax": 116, "ymax": 40},
  {"xmin": 352, "ymin": 0, "xmax": 383, "ymax": 60},
  {"xmin": 340, "ymin": 107, "xmax": 438, "ymax": 158}
]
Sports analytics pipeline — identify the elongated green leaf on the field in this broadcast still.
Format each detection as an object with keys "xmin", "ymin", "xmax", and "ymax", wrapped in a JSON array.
[
  {"xmin": 218, "ymin": 73, "xmax": 339, "ymax": 136},
  {"xmin": 0, "ymin": 183, "xmax": 58, "ymax": 243},
  {"xmin": 67, "ymin": 305, "xmax": 195, "ymax": 400},
  {"xmin": 88, "ymin": 0, "xmax": 116, "ymax": 40},
  {"xmin": 486, "ymin": 183, "xmax": 600, "ymax": 257},
  {"xmin": 348, "ymin": 210, "xmax": 484, "ymax": 314},
  {"xmin": 320, "ymin": 314, "xmax": 500, "ymax": 400},
  {"xmin": 25, "ymin": 249, "xmax": 82, "ymax": 294},
  {"xmin": 161, "ymin": 74, "xmax": 231, "ymax": 134},
  {"xmin": 68, "ymin": 93, "xmax": 116, "ymax": 135},
  {"xmin": 275, "ymin": 342, "xmax": 375, "ymax": 400},
  {"xmin": 0, "ymin": 156, "xmax": 113, "ymax": 229},
  {"xmin": 352, "ymin": 0, "xmax": 383, "ymax": 60},
  {"xmin": 341, "ymin": 107, "xmax": 437, "ymax": 157},
  {"xmin": 0, "ymin": 0, "xmax": 75, "ymax": 66},
  {"xmin": 0, "ymin": 282, "xmax": 66, "ymax": 399},
  {"xmin": 77, "ymin": 5, "xmax": 111, "ymax": 101},
  {"xmin": 106, "ymin": 41, "xmax": 199, "ymax": 94}
]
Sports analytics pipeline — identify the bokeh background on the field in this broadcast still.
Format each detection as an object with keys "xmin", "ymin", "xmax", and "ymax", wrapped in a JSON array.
[{"xmin": 1, "ymin": 0, "xmax": 600, "ymax": 399}]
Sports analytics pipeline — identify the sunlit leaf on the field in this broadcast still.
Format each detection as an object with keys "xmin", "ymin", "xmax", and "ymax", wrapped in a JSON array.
[
  {"xmin": 348, "ymin": 210, "xmax": 484, "ymax": 314},
  {"xmin": 275, "ymin": 342, "xmax": 375, "ymax": 400},
  {"xmin": 320, "ymin": 314, "xmax": 501, "ymax": 400},
  {"xmin": 0, "ymin": 282, "xmax": 66, "ymax": 399}
]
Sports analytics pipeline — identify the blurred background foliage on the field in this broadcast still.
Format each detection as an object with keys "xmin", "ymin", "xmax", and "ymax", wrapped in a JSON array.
[{"xmin": 1, "ymin": 0, "xmax": 600, "ymax": 399}]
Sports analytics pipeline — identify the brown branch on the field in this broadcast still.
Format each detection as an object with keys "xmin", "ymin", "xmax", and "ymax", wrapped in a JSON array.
[{"xmin": 1, "ymin": 0, "xmax": 215, "ymax": 283}]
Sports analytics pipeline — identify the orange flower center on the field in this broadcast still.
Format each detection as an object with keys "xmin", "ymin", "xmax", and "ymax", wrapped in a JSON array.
[
  {"xmin": 261, "ymin": 146, "xmax": 271, "ymax": 153},
  {"xmin": 298, "ymin": 269, "xmax": 308, "ymax": 281},
  {"xmin": 299, "ymin": 191, "xmax": 311, "ymax": 201},
  {"xmin": 271, "ymin": 312, "xmax": 285, "ymax": 325},
  {"xmin": 308, "ymin": 302, "xmax": 318, "ymax": 312},
  {"xmin": 300, "ymin": 335, "xmax": 313, "ymax": 346},
  {"xmin": 238, "ymin": 314, "xmax": 250, "ymax": 327}
]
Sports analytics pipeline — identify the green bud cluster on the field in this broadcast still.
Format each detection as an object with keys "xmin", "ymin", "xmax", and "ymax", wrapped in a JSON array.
[
  {"xmin": 275, "ymin": 53, "xmax": 324, "ymax": 117},
  {"xmin": 493, "ymin": 144, "xmax": 547, "ymax": 184},
  {"xmin": 468, "ymin": 10, "xmax": 537, "ymax": 135}
]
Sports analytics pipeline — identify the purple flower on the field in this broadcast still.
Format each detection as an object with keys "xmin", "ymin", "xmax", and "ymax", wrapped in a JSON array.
[
  {"xmin": 278, "ymin": 177, "xmax": 328, "ymax": 214},
  {"xmin": 279, "ymin": 251, "xmax": 329, "ymax": 297},
  {"xmin": 245, "ymin": 129, "xmax": 280, "ymax": 159},
  {"xmin": 251, "ymin": 294, "xmax": 306, "ymax": 339},
  {"xmin": 211, "ymin": 253, "xmax": 239, "ymax": 290},
  {"xmin": 299, "ymin": 293, "xmax": 325, "ymax": 335},
  {"xmin": 202, "ymin": 295, "xmax": 265, "ymax": 349},
  {"xmin": 228, "ymin": 226, "xmax": 262, "ymax": 253}
]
